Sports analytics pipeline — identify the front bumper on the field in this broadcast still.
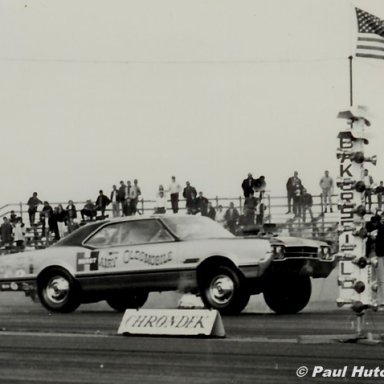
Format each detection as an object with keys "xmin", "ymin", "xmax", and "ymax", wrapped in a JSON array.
[{"xmin": 268, "ymin": 257, "xmax": 337, "ymax": 278}]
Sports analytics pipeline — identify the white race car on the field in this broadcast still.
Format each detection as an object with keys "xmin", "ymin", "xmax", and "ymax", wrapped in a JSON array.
[{"xmin": 0, "ymin": 215, "xmax": 336, "ymax": 314}]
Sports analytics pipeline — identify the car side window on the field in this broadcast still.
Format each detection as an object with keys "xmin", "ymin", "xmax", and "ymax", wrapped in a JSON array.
[
  {"xmin": 84, "ymin": 224, "xmax": 120, "ymax": 248},
  {"xmin": 84, "ymin": 220, "xmax": 173, "ymax": 248},
  {"xmin": 119, "ymin": 220, "xmax": 174, "ymax": 245}
]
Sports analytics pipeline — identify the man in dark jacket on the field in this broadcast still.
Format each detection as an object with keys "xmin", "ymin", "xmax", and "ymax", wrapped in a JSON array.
[
  {"xmin": 224, "ymin": 202, "xmax": 240, "ymax": 234},
  {"xmin": 40, "ymin": 201, "xmax": 53, "ymax": 238},
  {"xmin": 207, "ymin": 203, "xmax": 216, "ymax": 220},
  {"xmin": 196, "ymin": 192, "xmax": 209, "ymax": 216},
  {"xmin": 0, "ymin": 217, "xmax": 13, "ymax": 248},
  {"xmin": 301, "ymin": 188, "xmax": 313, "ymax": 223},
  {"xmin": 286, "ymin": 171, "xmax": 302, "ymax": 214},
  {"xmin": 183, "ymin": 181, "xmax": 197, "ymax": 214},
  {"xmin": 117, "ymin": 181, "xmax": 126, "ymax": 214},
  {"xmin": 241, "ymin": 173, "xmax": 255, "ymax": 198},
  {"xmin": 95, "ymin": 190, "xmax": 111, "ymax": 219},
  {"xmin": 243, "ymin": 191, "xmax": 258, "ymax": 225},
  {"xmin": 27, "ymin": 192, "xmax": 43, "ymax": 226}
]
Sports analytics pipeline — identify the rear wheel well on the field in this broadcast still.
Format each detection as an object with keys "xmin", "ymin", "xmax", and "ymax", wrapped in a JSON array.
[{"xmin": 37, "ymin": 266, "xmax": 74, "ymax": 286}]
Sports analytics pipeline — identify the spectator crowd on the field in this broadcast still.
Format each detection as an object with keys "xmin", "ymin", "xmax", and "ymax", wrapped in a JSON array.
[{"xmin": 0, "ymin": 169, "xmax": 383, "ymax": 249}]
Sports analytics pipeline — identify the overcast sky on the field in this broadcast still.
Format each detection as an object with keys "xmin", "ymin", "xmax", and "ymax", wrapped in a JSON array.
[{"xmin": 0, "ymin": 0, "xmax": 383, "ymax": 206}]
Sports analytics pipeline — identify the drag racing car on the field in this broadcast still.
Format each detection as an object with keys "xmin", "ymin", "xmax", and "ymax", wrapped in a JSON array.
[{"xmin": 0, "ymin": 215, "xmax": 336, "ymax": 314}]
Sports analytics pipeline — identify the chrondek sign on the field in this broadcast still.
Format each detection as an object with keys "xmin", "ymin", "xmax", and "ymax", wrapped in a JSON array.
[{"xmin": 117, "ymin": 309, "xmax": 225, "ymax": 337}]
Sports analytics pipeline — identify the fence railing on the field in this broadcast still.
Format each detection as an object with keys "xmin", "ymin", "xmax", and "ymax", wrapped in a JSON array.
[
  {"xmin": 0, "ymin": 193, "xmax": 344, "ymax": 226},
  {"xmin": 0, "ymin": 192, "xmax": 366, "ymax": 251}
]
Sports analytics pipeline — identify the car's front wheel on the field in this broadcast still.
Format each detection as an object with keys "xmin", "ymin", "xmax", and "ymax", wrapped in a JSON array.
[
  {"xmin": 106, "ymin": 291, "xmax": 149, "ymax": 312},
  {"xmin": 37, "ymin": 268, "xmax": 81, "ymax": 313},
  {"xmin": 263, "ymin": 275, "xmax": 311, "ymax": 314},
  {"xmin": 199, "ymin": 265, "xmax": 250, "ymax": 315}
]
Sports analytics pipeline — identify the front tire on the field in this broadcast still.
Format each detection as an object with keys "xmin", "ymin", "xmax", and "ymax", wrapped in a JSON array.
[
  {"xmin": 263, "ymin": 275, "xmax": 311, "ymax": 314},
  {"xmin": 37, "ymin": 268, "xmax": 81, "ymax": 313},
  {"xmin": 106, "ymin": 291, "xmax": 149, "ymax": 312},
  {"xmin": 199, "ymin": 265, "xmax": 250, "ymax": 315}
]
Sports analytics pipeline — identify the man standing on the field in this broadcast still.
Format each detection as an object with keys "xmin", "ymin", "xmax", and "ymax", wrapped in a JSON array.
[
  {"xmin": 0, "ymin": 217, "xmax": 13, "ymax": 248},
  {"xmin": 319, "ymin": 170, "xmax": 334, "ymax": 213},
  {"xmin": 301, "ymin": 188, "xmax": 314, "ymax": 223},
  {"xmin": 183, "ymin": 181, "xmax": 197, "ymax": 214},
  {"xmin": 215, "ymin": 205, "xmax": 225, "ymax": 226},
  {"xmin": 207, "ymin": 203, "xmax": 216, "ymax": 220},
  {"xmin": 110, "ymin": 185, "xmax": 120, "ymax": 218},
  {"xmin": 286, "ymin": 171, "xmax": 302, "ymax": 214},
  {"xmin": 40, "ymin": 201, "xmax": 53, "ymax": 237},
  {"xmin": 363, "ymin": 169, "xmax": 374, "ymax": 213},
  {"xmin": 195, "ymin": 192, "xmax": 209, "ymax": 216},
  {"xmin": 66, "ymin": 200, "xmax": 77, "ymax": 232},
  {"xmin": 243, "ymin": 191, "xmax": 258, "ymax": 225},
  {"xmin": 224, "ymin": 202, "xmax": 240, "ymax": 234},
  {"xmin": 130, "ymin": 179, "xmax": 141, "ymax": 215},
  {"xmin": 376, "ymin": 181, "xmax": 384, "ymax": 211},
  {"xmin": 27, "ymin": 192, "xmax": 42, "ymax": 226},
  {"xmin": 95, "ymin": 190, "xmax": 111, "ymax": 219},
  {"xmin": 241, "ymin": 173, "xmax": 255, "ymax": 198},
  {"xmin": 293, "ymin": 182, "xmax": 303, "ymax": 218},
  {"xmin": 117, "ymin": 181, "xmax": 126, "ymax": 215},
  {"xmin": 167, "ymin": 176, "xmax": 181, "ymax": 213},
  {"xmin": 124, "ymin": 180, "xmax": 132, "ymax": 216}
]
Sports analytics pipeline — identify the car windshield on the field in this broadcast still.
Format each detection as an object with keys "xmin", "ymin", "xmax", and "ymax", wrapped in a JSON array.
[{"xmin": 162, "ymin": 216, "xmax": 234, "ymax": 240}]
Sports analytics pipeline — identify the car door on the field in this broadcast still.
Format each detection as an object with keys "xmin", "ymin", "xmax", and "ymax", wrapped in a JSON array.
[{"xmin": 81, "ymin": 219, "xmax": 184, "ymax": 291}]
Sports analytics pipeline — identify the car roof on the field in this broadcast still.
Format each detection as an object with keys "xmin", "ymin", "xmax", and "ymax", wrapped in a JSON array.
[{"xmin": 53, "ymin": 214, "xmax": 196, "ymax": 247}]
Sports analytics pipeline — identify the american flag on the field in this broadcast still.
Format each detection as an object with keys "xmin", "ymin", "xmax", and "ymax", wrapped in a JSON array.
[{"xmin": 355, "ymin": 7, "xmax": 384, "ymax": 60}]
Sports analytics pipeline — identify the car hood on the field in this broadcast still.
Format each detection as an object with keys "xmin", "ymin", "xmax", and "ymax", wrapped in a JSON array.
[{"xmin": 270, "ymin": 236, "xmax": 326, "ymax": 247}]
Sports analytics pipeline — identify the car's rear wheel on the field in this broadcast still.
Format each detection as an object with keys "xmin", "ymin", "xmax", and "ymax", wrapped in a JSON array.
[
  {"xmin": 199, "ymin": 265, "xmax": 250, "ymax": 315},
  {"xmin": 37, "ymin": 268, "xmax": 81, "ymax": 313},
  {"xmin": 106, "ymin": 291, "xmax": 149, "ymax": 312},
  {"xmin": 263, "ymin": 275, "xmax": 311, "ymax": 314}
]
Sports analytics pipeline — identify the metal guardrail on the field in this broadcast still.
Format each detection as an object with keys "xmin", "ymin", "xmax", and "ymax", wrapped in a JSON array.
[
  {"xmin": 0, "ymin": 193, "xmax": 343, "ymax": 228},
  {"xmin": 0, "ymin": 193, "xmax": 355, "ymax": 253}
]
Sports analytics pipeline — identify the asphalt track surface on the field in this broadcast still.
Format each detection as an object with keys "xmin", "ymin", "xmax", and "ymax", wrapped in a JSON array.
[{"xmin": 1, "ymin": 293, "xmax": 384, "ymax": 384}]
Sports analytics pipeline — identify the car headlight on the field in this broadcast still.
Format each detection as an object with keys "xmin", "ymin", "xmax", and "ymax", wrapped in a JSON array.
[
  {"xmin": 318, "ymin": 245, "xmax": 331, "ymax": 260},
  {"xmin": 272, "ymin": 245, "xmax": 285, "ymax": 259}
]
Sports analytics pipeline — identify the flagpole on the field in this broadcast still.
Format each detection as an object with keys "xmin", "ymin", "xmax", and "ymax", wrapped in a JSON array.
[{"xmin": 348, "ymin": 55, "xmax": 353, "ymax": 107}]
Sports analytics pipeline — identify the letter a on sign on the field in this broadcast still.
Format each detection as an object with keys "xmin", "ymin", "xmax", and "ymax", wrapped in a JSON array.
[{"xmin": 117, "ymin": 309, "xmax": 226, "ymax": 337}]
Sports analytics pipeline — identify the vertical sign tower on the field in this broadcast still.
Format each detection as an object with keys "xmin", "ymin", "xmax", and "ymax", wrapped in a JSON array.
[{"xmin": 336, "ymin": 107, "xmax": 379, "ymax": 323}]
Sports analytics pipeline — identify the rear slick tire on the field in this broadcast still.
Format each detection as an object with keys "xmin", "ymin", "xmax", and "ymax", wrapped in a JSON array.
[
  {"xmin": 37, "ymin": 268, "xmax": 80, "ymax": 313},
  {"xmin": 106, "ymin": 291, "xmax": 149, "ymax": 312}
]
